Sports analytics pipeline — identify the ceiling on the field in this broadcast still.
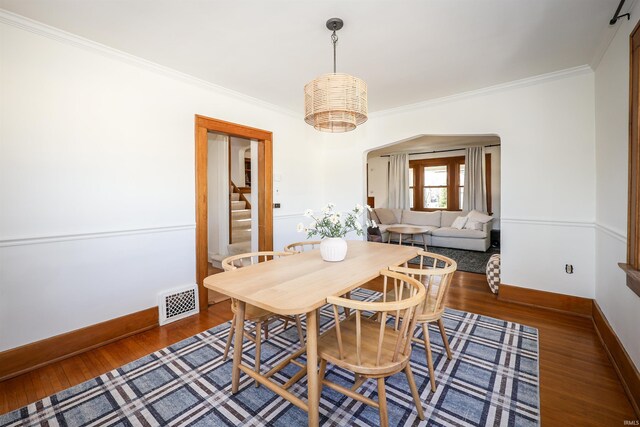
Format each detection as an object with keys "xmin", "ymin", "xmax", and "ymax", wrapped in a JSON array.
[
  {"xmin": 0, "ymin": 0, "xmax": 625, "ymax": 113},
  {"xmin": 367, "ymin": 134, "xmax": 501, "ymax": 157}
]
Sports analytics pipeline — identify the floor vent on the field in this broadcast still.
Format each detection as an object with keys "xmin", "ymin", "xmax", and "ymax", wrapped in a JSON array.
[{"xmin": 158, "ymin": 285, "xmax": 199, "ymax": 325}]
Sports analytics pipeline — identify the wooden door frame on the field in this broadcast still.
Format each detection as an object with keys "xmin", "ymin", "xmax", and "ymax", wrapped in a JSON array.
[{"xmin": 195, "ymin": 115, "xmax": 273, "ymax": 311}]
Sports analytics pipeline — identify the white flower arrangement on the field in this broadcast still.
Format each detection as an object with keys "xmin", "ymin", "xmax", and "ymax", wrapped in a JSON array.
[{"xmin": 297, "ymin": 203, "xmax": 373, "ymax": 239}]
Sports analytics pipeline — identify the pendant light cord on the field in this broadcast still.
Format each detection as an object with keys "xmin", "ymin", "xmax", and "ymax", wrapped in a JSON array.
[{"xmin": 331, "ymin": 25, "xmax": 338, "ymax": 74}]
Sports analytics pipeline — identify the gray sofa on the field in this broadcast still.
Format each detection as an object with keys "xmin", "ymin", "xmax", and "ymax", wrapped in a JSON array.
[{"xmin": 371, "ymin": 208, "xmax": 493, "ymax": 252}]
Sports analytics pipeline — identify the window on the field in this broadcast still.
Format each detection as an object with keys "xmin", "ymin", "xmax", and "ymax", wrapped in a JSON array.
[
  {"xmin": 409, "ymin": 154, "xmax": 491, "ymax": 212},
  {"xmin": 424, "ymin": 165, "xmax": 448, "ymax": 208}
]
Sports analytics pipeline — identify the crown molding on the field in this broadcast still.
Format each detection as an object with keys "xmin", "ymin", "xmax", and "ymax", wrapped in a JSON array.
[
  {"xmin": 371, "ymin": 65, "xmax": 594, "ymax": 119},
  {"xmin": 0, "ymin": 9, "xmax": 300, "ymax": 119}
]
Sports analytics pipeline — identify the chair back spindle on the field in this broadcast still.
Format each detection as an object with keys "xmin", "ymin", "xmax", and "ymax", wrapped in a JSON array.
[
  {"xmin": 325, "ymin": 270, "xmax": 425, "ymax": 369},
  {"xmin": 283, "ymin": 241, "xmax": 322, "ymax": 254}
]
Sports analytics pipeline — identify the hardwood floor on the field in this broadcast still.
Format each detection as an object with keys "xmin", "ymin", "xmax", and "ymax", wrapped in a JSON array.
[{"xmin": 0, "ymin": 271, "xmax": 637, "ymax": 425}]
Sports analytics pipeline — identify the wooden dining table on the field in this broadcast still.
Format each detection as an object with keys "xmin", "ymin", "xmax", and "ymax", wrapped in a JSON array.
[{"xmin": 203, "ymin": 240, "xmax": 419, "ymax": 426}]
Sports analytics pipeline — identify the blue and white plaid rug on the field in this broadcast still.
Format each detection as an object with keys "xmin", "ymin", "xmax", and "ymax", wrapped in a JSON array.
[{"xmin": 0, "ymin": 289, "xmax": 540, "ymax": 426}]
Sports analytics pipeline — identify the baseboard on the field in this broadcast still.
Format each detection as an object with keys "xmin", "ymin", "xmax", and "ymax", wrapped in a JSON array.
[
  {"xmin": 498, "ymin": 284, "xmax": 593, "ymax": 317},
  {"xmin": 0, "ymin": 307, "xmax": 158, "ymax": 381},
  {"xmin": 592, "ymin": 301, "xmax": 640, "ymax": 418}
]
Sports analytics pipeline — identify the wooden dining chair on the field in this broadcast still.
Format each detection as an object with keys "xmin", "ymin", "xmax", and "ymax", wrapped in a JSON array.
[
  {"xmin": 317, "ymin": 269, "xmax": 427, "ymax": 427},
  {"xmin": 221, "ymin": 251, "xmax": 305, "ymax": 386},
  {"xmin": 283, "ymin": 240, "xmax": 322, "ymax": 253},
  {"xmin": 387, "ymin": 251, "xmax": 457, "ymax": 392}
]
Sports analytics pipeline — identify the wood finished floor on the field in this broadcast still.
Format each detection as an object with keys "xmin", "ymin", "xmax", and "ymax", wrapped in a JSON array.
[{"xmin": 0, "ymin": 271, "xmax": 637, "ymax": 425}]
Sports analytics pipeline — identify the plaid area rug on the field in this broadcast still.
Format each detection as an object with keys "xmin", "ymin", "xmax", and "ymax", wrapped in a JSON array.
[{"xmin": 0, "ymin": 289, "xmax": 539, "ymax": 426}]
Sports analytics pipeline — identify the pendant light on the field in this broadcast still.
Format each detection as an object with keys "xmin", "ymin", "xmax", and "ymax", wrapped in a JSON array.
[{"xmin": 304, "ymin": 18, "xmax": 368, "ymax": 133}]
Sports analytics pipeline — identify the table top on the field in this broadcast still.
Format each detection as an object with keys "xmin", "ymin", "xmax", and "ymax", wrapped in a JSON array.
[
  {"xmin": 386, "ymin": 225, "xmax": 431, "ymax": 234},
  {"xmin": 203, "ymin": 240, "xmax": 419, "ymax": 315}
]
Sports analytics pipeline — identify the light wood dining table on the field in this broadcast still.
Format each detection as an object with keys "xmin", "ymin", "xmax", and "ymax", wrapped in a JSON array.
[{"xmin": 203, "ymin": 240, "xmax": 419, "ymax": 426}]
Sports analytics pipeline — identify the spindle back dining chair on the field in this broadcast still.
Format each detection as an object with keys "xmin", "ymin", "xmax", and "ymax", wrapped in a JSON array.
[
  {"xmin": 221, "ymin": 251, "xmax": 305, "ymax": 386},
  {"xmin": 387, "ymin": 251, "xmax": 457, "ymax": 392},
  {"xmin": 316, "ymin": 269, "xmax": 427, "ymax": 426}
]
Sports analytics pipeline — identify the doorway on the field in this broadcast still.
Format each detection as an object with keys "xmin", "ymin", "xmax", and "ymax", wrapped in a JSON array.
[{"xmin": 195, "ymin": 115, "xmax": 274, "ymax": 311}]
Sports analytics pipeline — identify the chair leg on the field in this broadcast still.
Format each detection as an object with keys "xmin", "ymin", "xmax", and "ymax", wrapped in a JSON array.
[
  {"xmin": 377, "ymin": 377, "xmax": 389, "ymax": 427},
  {"xmin": 405, "ymin": 364, "xmax": 425, "ymax": 420},
  {"xmin": 422, "ymin": 323, "xmax": 437, "ymax": 392},
  {"xmin": 318, "ymin": 359, "xmax": 327, "ymax": 397},
  {"xmin": 437, "ymin": 318, "xmax": 453, "ymax": 360},
  {"xmin": 343, "ymin": 291, "xmax": 351, "ymax": 318},
  {"xmin": 295, "ymin": 315, "xmax": 305, "ymax": 344},
  {"xmin": 223, "ymin": 314, "xmax": 236, "ymax": 361},
  {"xmin": 264, "ymin": 321, "xmax": 269, "ymax": 340},
  {"xmin": 254, "ymin": 321, "xmax": 262, "ymax": 387}
]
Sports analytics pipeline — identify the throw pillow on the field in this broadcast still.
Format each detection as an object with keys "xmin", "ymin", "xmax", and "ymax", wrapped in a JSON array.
[
  {"xmin": 464, "ymin": 219, "xmax": 484, "ymax": 231},
  {"xmin": 451, "ymin": 216, "xmax": 468, "ymax": 229},
  {"xmin": 374, "ymin": 208, "xmax": 397, "ymax": 225},
  {"xmin": 467, "ymin": 210, "xmax": 493, "ymax": 223}
]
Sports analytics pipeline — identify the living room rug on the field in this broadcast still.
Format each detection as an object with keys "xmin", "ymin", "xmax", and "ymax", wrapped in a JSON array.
[
  {"xmin": 409, "ymin": 245, "xmax": 500, "ymax": 274},
  {"xmin": 0, "ymin": 289, "xmax": 539, "ymax": 427}
]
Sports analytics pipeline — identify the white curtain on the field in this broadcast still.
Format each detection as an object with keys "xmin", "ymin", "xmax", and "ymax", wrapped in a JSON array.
[
  {"xmin": 463, "ymin": 146, "xmax": 487, "ymax": 212},
  {"xmin": 388, "ymin": 153, "xmax": 410, "ymax": 209}
]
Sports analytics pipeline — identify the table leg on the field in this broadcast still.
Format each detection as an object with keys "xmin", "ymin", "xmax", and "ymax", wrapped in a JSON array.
[
  {"xmin": 306, "ymin": 309, "xmax": 319, "ymax": 426},
  {"xmin": 422, "ymin": 233, "xmax": 427, "ymax": 251},
  {"xmin": 231, "ymin": 301, "xmax": 246, "ymax": 393},
  {"xmin": 398, "ymin": 233, "xmax": 403, "ymax": 245}
]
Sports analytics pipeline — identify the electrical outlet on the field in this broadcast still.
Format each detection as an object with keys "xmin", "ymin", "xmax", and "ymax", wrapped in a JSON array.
[
  {"xmin": 565, "ymin": 264, "xmax": 574, "ymax": 274},
  {"xmin": 274, "ymin": 203, "xmax": 281, "ymax": 208}
]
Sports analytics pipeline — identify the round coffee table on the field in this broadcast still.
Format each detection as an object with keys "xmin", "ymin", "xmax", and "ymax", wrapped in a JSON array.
[{"xmin": 386, "ymin": 225, "xmax": 429, "ymax": 250}]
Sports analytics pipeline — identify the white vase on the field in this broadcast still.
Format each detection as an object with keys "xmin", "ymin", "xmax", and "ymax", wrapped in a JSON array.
[{"xmin": 320, "ymin": 238, "xmax": 348, "ymax": 262}]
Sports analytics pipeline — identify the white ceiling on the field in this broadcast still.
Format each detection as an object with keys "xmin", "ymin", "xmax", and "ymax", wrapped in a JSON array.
[{"xmin": 0, "ymin": 0, "xmax": 625, "ymax": 113}]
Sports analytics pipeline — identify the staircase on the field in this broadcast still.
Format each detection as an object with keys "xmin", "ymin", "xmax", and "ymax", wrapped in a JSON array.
[
  {"xmin": 228, "ymin": 188, "xmax": 252, "ymax": 256},
  {"xmin": 209, "ymin": 187, "xmax": 252, "ymax": 271}
]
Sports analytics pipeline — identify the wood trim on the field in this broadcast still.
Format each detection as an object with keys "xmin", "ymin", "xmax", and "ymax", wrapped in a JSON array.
[
  {"xmin": 498, "ymin": 284, "xmax": 593, "ymax": 317},
  {"xmin": 624, "ymin": 19, "xmax": 640, "ymax": 292},
  {"xmin": 195, "ymin": 115, "xmax": 273, "ymax": 311},
  {"xmin": 258, "ymin": 139, "xmax": 274, "ymax": 251},
  {"xmin": 409, "ymin": 154, "xmax": 492, "ymax": 213},
  {"xmin": 0, "ymin": 307, "xmax": 157, "ymax": 381},
  {"xmin": 195, "ymin": 115, "xmax": 272, "ymax": 141},
  {"xmin": 592, "ymin": 301, "xmax": 640, "ymax": 418},
  {"xmin": 619, "ymin": 263, "xmax": 640, "ymax": 297},
  {"xmin": 228, "ymin": 139, "xmax": 232, "ymax": 245},
  {"xmin": 485, "ymin": 153, "xmax": 492, "ymax": 215}
]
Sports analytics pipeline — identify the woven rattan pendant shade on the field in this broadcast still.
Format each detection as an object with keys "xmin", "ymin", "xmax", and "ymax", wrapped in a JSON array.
[{"xmin": 304, "ymin": 73, "xmax": 368, "ymax": 133}]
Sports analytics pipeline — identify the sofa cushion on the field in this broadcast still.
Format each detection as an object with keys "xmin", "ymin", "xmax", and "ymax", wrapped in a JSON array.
[
  {"xmin": 468, "ymin": 210, "xmax": 493, "ymax": 223},
  {"xmin": 431, "ymin": 227, "xmax": 486, "ymax": 239},
  {"xmin": 369, "ymin": 209, "xmax": 381, "ymax": 225},
  {"xmin": 451, "ymin": 216, "xmax": 468, "ymax": 229},
  {"xmin": 463, "ymin": 220, "xmax": 483, "ymax": 231},
  {"xmin": 440, "ymin": 210, "xmax": 469, "ymax": 227},
  {"xmin": 401, "ymin": 210, "xmax": 441, "ymax": 227},
  {"xmin": 374, "ymin": 208, "xmax": 401, "ymax": 224}
]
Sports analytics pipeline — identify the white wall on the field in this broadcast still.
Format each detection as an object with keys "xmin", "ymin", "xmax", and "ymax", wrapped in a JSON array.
[
  {"xmin": 367, "ymin": 157, "xmax": 389, "ymax": 208},
  {"xmin": 229, "ymin": 137, "xmax": 250, "ymax": 187},
  {"xmin": 321, "ymin": 69, "xmax": 596, "ymax": 298},
  {"xmin": 594, "ymin": 4, "xmax": 640, "ymax": 369},
  {"xmin": 207, "ymin": 133, "xmax": 229, "ymax": 259},
  {"xmin": 366, "ymin": 145, "xmax": 502, "ymax": 228},
  {"xmin": 0, "ymin": 18, "xmax": 323, "ymax": 351}
]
